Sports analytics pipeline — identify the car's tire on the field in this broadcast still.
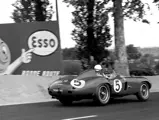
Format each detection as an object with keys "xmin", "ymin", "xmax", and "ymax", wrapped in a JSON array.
[
  {"xmin": 58, "ymin": 97, "xmax": 73, "ymax": 106},
  {"xmin": 93, "ymin": 84, "xmax": 111, "ymax": 106},
  {"xmin": 136, "ymin": 82, "xmax": 150, "ymax": 102}
]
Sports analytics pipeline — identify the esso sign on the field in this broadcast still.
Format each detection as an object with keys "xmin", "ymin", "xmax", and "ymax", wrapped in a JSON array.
[{"xmin": 28, "ymin": 30, "xmax": 59, "ymax": 56}]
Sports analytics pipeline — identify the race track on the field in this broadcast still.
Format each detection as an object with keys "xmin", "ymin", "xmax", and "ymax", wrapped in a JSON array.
[{"xmin": 1, "ymin": 92, "xmax": 159, "ymax": 120}]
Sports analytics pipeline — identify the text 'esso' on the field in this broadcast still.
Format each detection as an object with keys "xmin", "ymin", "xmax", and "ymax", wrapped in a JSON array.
[{"xmin": 28, "ymin": 30, "xmax": 59, "ymax": 56}]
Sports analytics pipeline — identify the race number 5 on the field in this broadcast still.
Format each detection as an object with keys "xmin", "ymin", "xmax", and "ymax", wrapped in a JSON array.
[
  {"xmin": 113, "ymin": 79, "xmax": 122, "ymax": 93},
  {"xmin": 70, "ymin": 79, "xmax": 85, "ymax": 89}
]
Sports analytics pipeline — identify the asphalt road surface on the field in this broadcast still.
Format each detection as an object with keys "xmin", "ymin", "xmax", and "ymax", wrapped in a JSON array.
[{"xmin": 1, "ymin": 92, "xmax": 159, "ymax": 120}]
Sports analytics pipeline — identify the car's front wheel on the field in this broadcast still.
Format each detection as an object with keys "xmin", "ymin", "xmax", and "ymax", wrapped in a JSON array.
[
  {"xmin": 136, "ymin": 82, "xmax": 150, "ymax": 102},
  {"xmin": 93, "ymin": 84, "xmax": 110, "ymax": 106},
  {"xmin": 58, "ymin": 97, "xmax": 73, "ymax": 106}
]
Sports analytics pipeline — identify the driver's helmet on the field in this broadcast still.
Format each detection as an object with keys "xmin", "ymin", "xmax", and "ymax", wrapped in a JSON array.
[{"xmin": 94, "ymin": 64, "xmax": 102, "ymax": 72}]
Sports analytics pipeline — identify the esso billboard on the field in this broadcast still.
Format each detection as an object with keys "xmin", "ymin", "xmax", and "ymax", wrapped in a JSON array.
[
  {"xmin": 0, "ymin": 0, "xmax": 63, "ymax": 76},
  {"xmin": 28, "ymin": 30, "xmax": 59, "ymax": 56}
]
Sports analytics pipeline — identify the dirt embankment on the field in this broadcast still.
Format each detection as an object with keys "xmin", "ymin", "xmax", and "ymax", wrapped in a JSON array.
[{"xmin": 0, "ymin": 75, "xmax": 59, "ymax": 106}]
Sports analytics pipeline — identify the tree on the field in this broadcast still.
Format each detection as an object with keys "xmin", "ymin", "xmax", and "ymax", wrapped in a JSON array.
[
  {"xmin": 63, "ymin": 0, "xmax": 112, "ymax": 69},
  {"xmin": 153, "ymin": 0, "xmax": 159, "ymax": 24},
  {"xmin": 126, "ymin": 44, "xmax": 142, "ymax": 60},
  {"xmin": 112, "ymin": 0, "xmax": 150, "ymax": 76},
  {"xmin": 11, "ymin": 0, "xmax": 54, "ymax": 22},
  {"xmin": 64, "ymin": 0, "xmax": 150, "ymax": 75}
]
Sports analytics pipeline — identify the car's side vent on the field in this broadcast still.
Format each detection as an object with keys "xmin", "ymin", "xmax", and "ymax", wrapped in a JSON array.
[{"xmin": 124, "ymin": 82, "xmax": 128, "ymax": 90}]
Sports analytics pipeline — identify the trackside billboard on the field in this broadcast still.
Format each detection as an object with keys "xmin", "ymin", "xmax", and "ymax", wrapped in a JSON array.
[
  {"xmin": 0, "ymin": 21, "xmax": 63, "ymax": 77},
  {"xmin": 0, "ymin": 1, "xmax": 63, "ymax": 77}
]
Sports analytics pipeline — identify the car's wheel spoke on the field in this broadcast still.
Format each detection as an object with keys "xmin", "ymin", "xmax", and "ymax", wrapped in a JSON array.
[
  {"xmin": 99, "ymin": 86, "xmax": 109, "ymax": 102},
  {"xmin": 140, "ymin": 84, "xmax": 148, "ymax": 98}
]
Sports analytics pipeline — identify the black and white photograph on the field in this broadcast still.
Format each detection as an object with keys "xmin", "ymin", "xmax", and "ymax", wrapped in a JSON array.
[{"xmin": 0, "ymin": 0, "xmax": 159, "ymax": 120}]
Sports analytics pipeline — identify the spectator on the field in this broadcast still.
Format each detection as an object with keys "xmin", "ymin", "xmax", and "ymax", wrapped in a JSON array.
[
  {"xmin": 89, "ymin": 56, "xmax": 97, "ymax": 69},
  {"xmin": 81, "ymin": 58, "xmax": 88, "ymax": 70}
]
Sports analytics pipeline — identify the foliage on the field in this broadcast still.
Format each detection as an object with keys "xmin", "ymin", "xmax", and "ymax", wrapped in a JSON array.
[
  {"xmin": 62, "ymin": 47, "xmax": 78, "ymax": 60},
  {"xmin": 113, "ymin": 0, "xmax": 150, "ymax": 76},
  {"xmin": 11, "ymin": 0, "xmax": 54, "ymax": 22},
  {"xmin": 126, "ymin": 44, "xmax": 142, "ymax": 60},
  {"xmin": 154, "ymin": 0, "xmax": 159, "ymax": 17},
  {"xmin": 63, "ymin": 0, "xmax": 150, "ymax": 73},
  {"xmin": 128, "ymin": 53, "xmax": 159, "ymax": 76},
  {"xmin": 63, "ymin": 0, "xmax": 112, "ymax": 70},
  {"xmin": 153, "ymin": 0, "xmax": 159, "ymax": 12},
  {"xmin": 129, "ymin": 67, "xmax": 156, "ymax": 76},
  {"xmin": 155, "ymin": 62, "xmax": 159, "ymax": 74},
  {"xmin": 129, "ymin": 61, "xmax": 156, "ymax": 76},
  {"xmin": 140, "ymin": 54, "xmax": 155, "ymax": 67},
  {"xmin": 122, "ymin": 0, "xmax": 150, "ymax": 21},
  {"xmin": 63, "ymin": 60, "xmax": 82, "ymax": 75}
]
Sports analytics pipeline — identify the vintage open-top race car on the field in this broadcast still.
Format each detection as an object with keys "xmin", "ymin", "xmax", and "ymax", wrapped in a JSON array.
[{"xmin": 48, "ymin": 67, "xmax": 152, "ymax": 106}]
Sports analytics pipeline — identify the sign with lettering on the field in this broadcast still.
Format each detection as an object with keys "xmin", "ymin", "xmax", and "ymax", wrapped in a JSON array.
[
  {"xmin": 28, "ymin": 30, "xmax": 59, "ymax": 56},
  {"xmin": 22, "ymin": 70, "xmax": 60, "ymax": 77},
  {"xmin": 0, "ymin": 0, "xmax": 63, "ymax": 76}
]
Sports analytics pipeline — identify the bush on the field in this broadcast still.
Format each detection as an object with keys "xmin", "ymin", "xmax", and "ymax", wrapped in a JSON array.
[
  {"xmin": 63, "ymin": 60, "xmax": 82, "ymax": 75},
  {"xmin": 154, "ymin": 62, "xmax": 159, "ymax": 74},
  {"xmin": 130, "ymin": 68, "xmax": 155, "ymax": 76},
  {"xmin": 129, "ymin": 62, "xmax": 156, "ymax": 76}
]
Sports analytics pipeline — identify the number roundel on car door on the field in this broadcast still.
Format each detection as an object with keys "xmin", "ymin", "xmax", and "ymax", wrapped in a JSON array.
[
  {"xmin": 70, "ymin": 79, "xmax": 85, "ymax": 89},
  {"xmin": 113, "ymin": 79, "xmax": 122, "ymax": 93}
]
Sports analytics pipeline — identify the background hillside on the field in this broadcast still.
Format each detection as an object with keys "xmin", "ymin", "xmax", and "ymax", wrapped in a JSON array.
[
  {"xmin": 109, "ymin": 47, "xmax": 159, "ymax": 56},
  {"xmin": 138, "ymin": 47, "xmax": 159, "ymax": 56}
]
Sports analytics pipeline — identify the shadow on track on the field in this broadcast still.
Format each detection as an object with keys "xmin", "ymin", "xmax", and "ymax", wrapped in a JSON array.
[
  {"xmin": 2, "ymin": 93, "xmax": 157, "ymax": 109},
  {"xmin": 52, "ymin": 94, "xmax": 154, "ymax": 108}
]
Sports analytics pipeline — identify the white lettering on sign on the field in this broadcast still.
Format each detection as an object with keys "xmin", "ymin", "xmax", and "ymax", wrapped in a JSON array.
[
  {"xmin": 21, "ymin": 70, "xmax": 60, "ymax": 77},
  {"xmin": 42, "ymin": 71, "xmax": 60, "ymax": 76},
  {"xmin": 22, "ymin": 70, "xmax": 40, "ymax": 76},
  {"xmin": 28, "ymin": 30, "xmax": 59, "ymax": 56}
]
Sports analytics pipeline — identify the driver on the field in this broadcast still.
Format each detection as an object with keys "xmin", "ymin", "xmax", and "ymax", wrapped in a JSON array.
[
  {"xmin": 94, "ymin": 64, "xmax": 116, "ymax": 79},
  {"xmin": 94, "ymin": 64, "xmax": 103, "ymax": 76}
]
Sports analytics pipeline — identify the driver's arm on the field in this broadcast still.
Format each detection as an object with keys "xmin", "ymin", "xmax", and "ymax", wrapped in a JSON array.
[{"xmin": 101, "ymin": 68, "xmax": 108, "ymax": 76}]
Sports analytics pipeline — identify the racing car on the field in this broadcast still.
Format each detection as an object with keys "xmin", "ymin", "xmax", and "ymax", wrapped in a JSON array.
[{"xmin": 48, "ymin": 65, "xmax": 152, "ymax": 106}]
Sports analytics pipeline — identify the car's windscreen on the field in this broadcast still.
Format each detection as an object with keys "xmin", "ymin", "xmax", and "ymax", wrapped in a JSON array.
[{"xmin": 77, "ymin": 69, "xmax": 96, "ymax": 78}]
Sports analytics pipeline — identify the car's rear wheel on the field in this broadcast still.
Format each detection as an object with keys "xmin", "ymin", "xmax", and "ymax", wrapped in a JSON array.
[
  {"xmin": 58, "ymin": 97, "xmax": 73, "ymax": 106},
  {"xmin": 136, "ymin": 82, "xmax": 150, "ymax": 102},
  {"xmin": 94, "ymin": 84, "xmax": 110, "ymax": 106}
]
